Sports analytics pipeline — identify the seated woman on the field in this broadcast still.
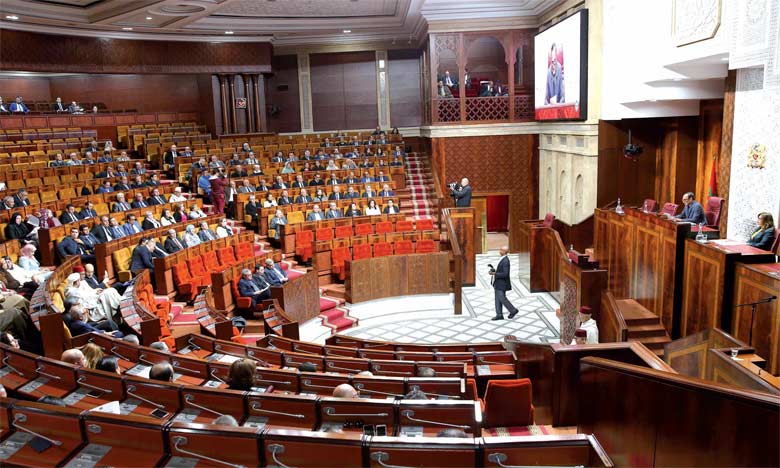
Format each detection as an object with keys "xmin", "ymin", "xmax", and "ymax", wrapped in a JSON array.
[
  {"xmin": 746, "ymin": 212, "xmax": 776, "ymax": 251},
  {"xmin": 365, "ymin": 199, "xmax": 381, "ymax": 216},
  {"xmin": 263, "ymin": 193, "xmax": 278, "ymax": 208},
  {"xmin": 281, "ymin": 161, "xmax": 296, "ymax": 174},
  {"xmin": 159, "ymin": 209, "xmax": 177, "ymax": 226},
  {"xmin": 313, "ymin": 188, "xmax": 326, "ymax": 203},
  {"xmin": 4, "ymin": 213, "xmax": 38, "ymax": 247},
  {"xmin": 17, "ymin": 244, "xmax": 54, "ymax": 282},
  {"xmin": 345, "ymin": 202, "xmax": 362, "ymax": 217},
  {"xmin": 182, "ymin": 224, "xmax": 201, "ymax": 247},
  {"xmin": 326, "ymin": 160, "xmax": 339, "ymax": 171},
  {"xmin": 64, "ymin": 270, "xmax": 122, "ymax": 332},
  {"xmin": 173, "ymin": 204, "xmax": 188, "ymax": 223}
]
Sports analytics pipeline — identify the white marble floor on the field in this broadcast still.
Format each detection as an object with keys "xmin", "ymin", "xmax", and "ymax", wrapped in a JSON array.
[{"xmin": 300, "ymin": 252, "xmax": 560, "ymax": 344}]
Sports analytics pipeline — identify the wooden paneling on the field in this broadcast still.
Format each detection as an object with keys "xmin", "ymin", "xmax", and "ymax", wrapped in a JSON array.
[
  {"xmin": 579, "ymin": 357, "xmax": 780, "ymax": 468},
  {"xmin": 654, "ymin": 118, "xmax": 698, "ymax": 207},
  {"xmin": 0, "ymin": 111, "xmax": 199, "ymax": 130},
  {"xmin": 681, "ymin": 240, "xmax": 775, "ymax": 338},
  {"xmin": 388, "ymin": 49, "xmax": 422, "ymax": 128},
  {"xmin": 448, "ymin": 208, "xmax": 476, "ymax": 285},
  {"xmin": 310, "ymin": 51, "xmax": 377, "ymax": 131},
  {"xmin": 434, "ymin": 134, "xmax": 536, "ymax": 251},
  {"xmin": 733, "ymin": 263, "xmax": 780, "ymax": 375},
  {"xmin": 0, "ymin": 76, "xmax": 51, "ymax": 102},
  {"xmin": 345, "ymin": 253, "xmax": 450, "ymax": 304},
  {"xmin": 718, "ymin": 71, "xmax": 736, "ymax": 236},
  {"xmin": 705, "ymin": 349, "xmax": 780, "ymax": 394},
  {"xmin": 0, "ymin": 30, "xmax": 272, "ymax": 74},
  {"xmin": 271, "ymin": 270, "xmax": 320, "ymax": 324},
  {"xmin": 267, "ymin": 55, "xmax": 301, "ymax": 133}
]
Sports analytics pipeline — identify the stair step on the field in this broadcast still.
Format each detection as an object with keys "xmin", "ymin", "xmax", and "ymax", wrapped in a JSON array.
[
  {"xmin": 616, "ymin": 299, "xmax": 661, "ymax": 326},
  {"xmin": 626, "ymin": 324, "xmax": 669, "ymax": 338}
]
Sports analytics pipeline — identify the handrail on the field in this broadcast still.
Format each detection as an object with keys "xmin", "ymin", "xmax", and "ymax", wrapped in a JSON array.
[
  {"xmin": 442, "ymin": 208, "xmax": 463, "ymax": 315},
  {"xmin": 602, "ymin": 291, "xmax": 629, "ymax": 342}
]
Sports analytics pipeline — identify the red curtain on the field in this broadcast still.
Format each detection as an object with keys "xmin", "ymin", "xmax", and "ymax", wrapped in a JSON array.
[{"xmin": 486, "ymin": 195, "xmax": 509, "ymax": 232}]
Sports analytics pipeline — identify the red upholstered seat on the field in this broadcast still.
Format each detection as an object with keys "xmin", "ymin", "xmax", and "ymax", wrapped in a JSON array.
[
  {"xmin": 660, "ymin": 202, "xmax": 678, "ymax": 216},
  {"xmin": 416, "ymin": 219, "xmax": 434, "ymax": 231},
  {"xmin": 396, "ymin": 220, "xmax": 414, "ymax": 232},
  {"xmin": 394, "ymin": 240, "xmax": 414, "ymax": 255},
  {"xmin": 415, "ymin": 239, "xmax": 437, "ymax": 253},
  {"xmin": 232, "ymin": 276, "xmax": 254, "ymax": 311},
  {"xmin": 376, "ymin": 221, "xmax": 393, "ymax": 234},
  {"xmin": 234, "ymin": 242, "xmax": 253, "ymax": 261},
  {"xmin": 202, "ymin": 250, "xmax": 220, "ymax": 273},
  {"xmin": 373, "ymin": 242, "xmax": 393, "ymax": 257},
  {"xmin": 335, "ymin": 225, "xmax": 354, "ymax": 239},
  {"xmin": 353, "ymin": 243, "xmax": 372, "ymax": 260},
  {"xmin": 316, "ymin": 227, "xmax": 334, "ymax": 242},
  {"xmin": 187, "ymin": 256, "xmax": 210, "ymax": 286},
  {"xmin": 772, "ymin": 228, "xmax": 780, "ymax": 254},
  {"xmin": 541, "ymin": 213, "xmax": 555, "ymax": 228},
  {"xmin": 217, "ymin": 246, "xmax": 237, "ymax": 267},
  {"xmin": 296, "ymin": 230, "xmax": 314, "ymax": 263},
  {"xmin": 482, "ymin": 378, "xmax": 534, "ymax": 428},
  {"xmin": 355, "ymin": 223, "xmax": 374, "ymax": 235},
  {"xmin": 705, "ymin": 196, "xmax": 725, "ymax": 227},
  {"xmin": 173, "ymin": 262, "xmax": 200, "ymax": 301},
  {"xmin": 642, "ymin": 199, "xmax": 657, "ymax": 212},
  {"xmin": 331, "ymin": 246, "xmax": 351, "ymax": 281}
]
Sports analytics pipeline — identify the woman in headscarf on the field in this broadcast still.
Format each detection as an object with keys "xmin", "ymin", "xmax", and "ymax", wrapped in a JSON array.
[
  {"xmin": 17, "ymin": 244, "xmax": 54, "ymax": 282},
  {"xmin": 64, "ymin": 268, "xmax": 122, "ymax": 332},
  {"xmin": 182, "ymin": 224, "xmax": 201, "ymax": 247},
  {"xmin": 4, "ymin": 212, "xmax": 37, "ymax": 246}
]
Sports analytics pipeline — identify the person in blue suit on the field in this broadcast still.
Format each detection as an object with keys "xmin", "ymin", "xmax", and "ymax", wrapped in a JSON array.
[
  {"xmin": 489, "ymin": 246, "xmax": 519, "ymax": 320},
  {"xmin": 747, "ymin": 212, "xmax": 776, "ymax": 251},
  {"xmin": 238, "ymin": 268, "xmax": 269, "ymax": 307},
  {"xmin": 263, "ymin": 258, "xmax": 288, "ymax": 286}
]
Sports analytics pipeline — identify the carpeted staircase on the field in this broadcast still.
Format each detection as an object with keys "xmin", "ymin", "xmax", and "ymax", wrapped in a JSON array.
[
  {"xmin": 318, "ymin": 294, "xmax": 358, "ymax": 334},
  {"xmin": 401, "ymin": 152, "xmax": 435, "ymax": 220}
]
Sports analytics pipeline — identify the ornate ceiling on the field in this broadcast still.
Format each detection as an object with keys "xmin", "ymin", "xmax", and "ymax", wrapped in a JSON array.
[{"xmin": 0, "ymin": 0, "xmax": 564, "ymax": 48}]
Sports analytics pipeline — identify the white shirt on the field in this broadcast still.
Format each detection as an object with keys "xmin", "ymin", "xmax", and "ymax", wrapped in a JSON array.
[
  {"xmin": 169, "ymin": 193, "xmax": 187, "ymax": 203},
  {"xmin": 365, "ymin": 207, "xmax": 381, "ymax": 216},
  {"xmin": 216, "ymin": 225, "xmax": 233, "ymax": 238}
]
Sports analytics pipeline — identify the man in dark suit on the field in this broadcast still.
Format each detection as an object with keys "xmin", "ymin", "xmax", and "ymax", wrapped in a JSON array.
[
  {"xmin": 306, "ymin": 205, "xmax": 324, "ymax": 222},
  {"xmin": 238, "ymin": 268, "xmax": 269, "ymax": 307},
  {"xmin": 67, "ymin": 101, "xmax": 83, "ymax": 114},
  {"xmin": 245, "ymin": 195, "xmax": 260, "ymax": 223},
  {"xmin": 79, "ymin": 202, "xmax": 97, "ymax": 220},
  {"xmin": 164, "ymin": 229, "xmax": 185, "ymax": 254},
  {"xmin": 378, "ymin": 184, "xmax": 394, "ymax": 197},
  {"xmin": 451, "ymin": 178, "xmax": 472, "ymax": 207},
  {"xmin": 328, "ymin": 186, "xmax": 343, "ymax": 201},
  {"xmin": 489, "ymin": 246, "xmax": 519, "ymax": 320},
  {"xmin": 163, "ymin": 145, "xmax": 179, "ymax": 167},
  {"xmin": 60, "ymin": 204, "xmax": 80, "ymax": 225},
  {"xmin": 325, "ymin": 202, "xmax": 343, "ymax": 219},
  {"xmin": 91, "ymin": 216, "xmax": 115, "ymax": 244},
  {"xmin": 112, "ymin": 193, "xmax": 131, "ymax": 213},
  {"xmin": 673, "ymin": 192, "xmax": 705, "ymax": 225},
  {"xmin": 114, "ymin": 177, "xmax": 131, "ymax": 191},
  {"xmin": 12, "ymin": 190, "xmax": 30, "ymax": 207},
  {"xmin": 295, "ymin": 189, "xmax": 312, "ymax": 204},
  {"xmin": 231, "ymin": 165, "xmax": 248, "ymax": 178},
  {"xmin": 327, "ymin": 176, "xmax": 341, "ymax": 186},
  {"xmin": 382, "ymin": 200, "xmax": 399, "ymax": 214},
  {"xmin": 96, "ymin": 166, "xmax": 116, "ymax": 179},
  {"xmin": 292, "ymin": 175, "xmax": 307, "ymax": 188},
  {"xmin": 83, "ymin": 264, "xmax": 108, "ymax": 290},
  {"xmin": 52, "ymin": 97, "xmax": 67, "ymax": 112},
  {"xmin": 123, "ymin": 215, "xmax": 143, "ymax": 236},
  {"xmin": 345, "ymin": 187, "xmax": 359, "ymax": 199},
  {"xmin": 479, "ymin": 81, "xmax": 494, "ymax": 97},
  {"xmin": 256, "ymin": 179, "xmax": 270, "ymax": 192},
  {"xmin": 198, "ymin": 221, "xmax": 218, "ymax": 242},
  {"xmin": 252, "ymin": 265, "xmax": 272, "ymax": 300},
  {"xmin": 263, "ymin": 258, "xmax": 288, "ymax": 286},
  {"xmin": 130, "ymin": 238, "xmax": 155, "ymax": 274},
  {"xmin": 272, "ymin": 176, "xmax": 288, "ymax": 190},
  {"xmin": 147, "ymin": 189, "xmax": 167, "ymax": 206},
  {"xmin": 141, "ymin": 211, "xmax": 161, "ymax": 230},
  {"xmin": 344, "ymin": 172, "xmax": 359, "ymax": 184},
  {"xmin": 277, "ymin": 191, "xmax": 292, "ymax": 206},
  {"xmin": 360, "ymin": 172, "xmax": 374, "ymax": 184},
  {"xmin": 59, "ymin": 227, "xmax": 95, "ymax": 264},
  {"xmin": 308, "ymin": 174, "xmax": 325, "ymax": 187},
  {"xmin": 131, "ymin": 193, "xmax": 148, "ymax": 209}
]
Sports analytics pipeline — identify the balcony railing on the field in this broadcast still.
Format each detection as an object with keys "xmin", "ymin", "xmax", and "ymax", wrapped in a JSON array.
[{"xmin": 432, "ymin": 94, "xmax": 534, "ymax": 124}]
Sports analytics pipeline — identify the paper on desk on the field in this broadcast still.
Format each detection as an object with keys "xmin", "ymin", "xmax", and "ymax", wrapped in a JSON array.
[
  {"xmin": 91, "ymin": 401, "xmax": 121, "ymax": 415},
  {"xmin": 218, "ymin": 354, "xmax": 241, "ymax": 364},
  {"xmin": 710, "ymin": 239, "xmax": 741, "ymax": 246}
]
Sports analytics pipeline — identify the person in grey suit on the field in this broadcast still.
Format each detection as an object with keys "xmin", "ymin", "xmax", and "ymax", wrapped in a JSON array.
[
  {"xmin": 306, "ymin": 205, "xmax": 324, "ymax": 222},
  {"xmin": 450, "ymin": 178, "xmax": 472, "ymax": 207},
  {"xmin": 489, "ymin": 246, "xmax": 519, "ymax": 320},
  {"xmin": 198, "ymin": 221, "xmax": 218, "ymax": 242}
]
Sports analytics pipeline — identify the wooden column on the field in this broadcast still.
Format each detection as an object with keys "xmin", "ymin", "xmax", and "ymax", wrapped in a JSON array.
[
  {"xmin": 458, "ymin": 33, "xmax": 466, "ymax": 123},
  {"xmin": 218, "ymin": 74, "xmax": 230, "ymax": 134},
  {"xmin": 228, "ymin": 75, "xmax": 238, "ymax": 133},
  {"xmin": 254, "ymin": 74, "xmax": 267, "ymax": 133},
  {"xmin": 508, "ymin": 33, "xmax": 516, "ymax": 121},
  {"xmin": 243, "ymin": 74, "xmax": 255, "ymax": 133}
]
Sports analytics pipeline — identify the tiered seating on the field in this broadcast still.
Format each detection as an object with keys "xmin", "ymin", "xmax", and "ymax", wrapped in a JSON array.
[{"xmin": 0, "ymin": 126, "xmax": 97, "ymax": 143}]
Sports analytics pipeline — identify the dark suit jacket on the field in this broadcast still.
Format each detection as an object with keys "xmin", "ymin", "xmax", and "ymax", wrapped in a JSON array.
[
  {"xmin": 325, "ymin": 209, "xmax": 343, "ymax": 219},
  {"xmin": 131, "ymin": 200, "xmax": 148, "ymax": 209},
  {"xmin": 328, "ymin": 192, "xmax": 344, "ymax": 201},
  {"xmin": 308, "ymin": 179, "xmax": 325, "ymax": 186},
  {"xmin": 112, "ymin": 202, "xmax": 131, "ymax": 212},
  {"xmin": 675, "ymin": 201, "xmax": 705, "ymax": 224},
  {"xmin": 147, "ymin": 195, "xmax": 167, "ymax": 206},
  {"xmin": 452, "ymin": 185, "xmax": 472, "ymax": 207},
  {"xmin": 130, "ymin": 245, "xmax": 154, "ymax": 273},
  {"xmin": 238, "ymin": 277, "xmax": 266, "ymax": 306},
  {"xmin": 292, "ymin": 181, "xmax": 307, "ymax": 188},
  {"xmin": 272, "ymin": 182, "xmax": 287, "ymax": 190},
  {"xmin": 142, "ymin": 218, "xmax": 161, "ymax": 230},
  {"xmin": 492, "ymin": 256, "xmax": 511, "ymax": 291},
  {"xmin": 383, "ymin": 206, "xmax": 399, "ymax": 214},
  {"xmin": 164, "ymin": 236, "xmax": 185, "ymax": 254},
  {"xmin": 114, "ymin": 183, "xmax": 130, "ymax": 191},
  {"xmin": 264, "ymin": 264, "xmax": 288, "ymax": 286},
  {"xmin": 80, "ymin": 209, "xmax": 97, "ymax": 219},
  {"xmin": 91, "ymin": 225, "xmax": 113, "ymax": 244},
  {"xmin": 747, "ymin": 228, "xmax": 776, "ymax": 251},
  {"xmin": 163, "ymin": 151, "xmax": 178, "ymax": 166},
  {"xmin": 295, "ymin": 196, "xmax": 312, "ymax": 204},
  {"xmin": 13, "ymin": 195, "xmax": 30, "ymax": 207},
  {"xmin": 51, "ymin": 102, "xmax": 67, "ymax": 112},
  {"xmin": 245, "ymin": 202, "xmax": 259, "ymax": 219},
  {"xmin": 60, "ymin": 212, "xmax": 80, "ymax": 225}
]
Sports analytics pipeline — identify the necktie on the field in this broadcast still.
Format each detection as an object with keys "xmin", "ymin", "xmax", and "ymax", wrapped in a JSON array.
[
  {"xmin": 176, "ymin": 238, "xmax": 182, "ymax": 249},
  {"xmin": 104, "ymin": 227, "xmax": 112, "ymax": 241}
]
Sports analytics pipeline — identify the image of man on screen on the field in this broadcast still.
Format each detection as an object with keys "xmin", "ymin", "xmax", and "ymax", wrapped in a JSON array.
[{"xmin": 545, "ymin": 43, "xmax": 564, "ymax": 105}]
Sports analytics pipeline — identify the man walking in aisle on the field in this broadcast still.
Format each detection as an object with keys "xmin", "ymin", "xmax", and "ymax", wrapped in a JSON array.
[{"xmin": 489, "ymin": 246, "xmax": 519, "ymax": 320}]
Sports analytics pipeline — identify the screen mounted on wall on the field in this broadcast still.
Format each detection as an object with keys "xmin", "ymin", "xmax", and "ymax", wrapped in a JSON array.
[{"xmin": 534, "ymin": 9, "xmax": 589, "ymax": 121}]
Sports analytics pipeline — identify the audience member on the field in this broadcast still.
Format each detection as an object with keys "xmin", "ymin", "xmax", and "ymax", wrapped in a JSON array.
[
  {"xmin": 227, "ymin": 358, "xmax": 257, "ymax": 391},
  {"xmin": 747, "ymin": 212, "xmax": 776, "ymax": 250},
  {"xmin": 238, "ymin": 268, "xmax": 270, "ymax": 307},
  {"xmin": 417, "ymin": 367, "xmax": 436, "ymax": 377},
  {"xmin": 332, "ymin": 383, "xmax": 359, "ymax": 398},
  {"xmin": 264, "ymin": 258, "xmax": 288, "ymax": 286},
  {"xmin": 80, "ymin": 342, "xmax": 104, "ymax": 368},
  {"xmin": 149, "ymin": 362, "xmax": 175, "ymax": 382},
  {"xmin": 96, "ymin": 356, "xmax": 121, "ymax": 374},
  {"xmin": 61, "ymin": 348, "xmax": 88, "ymax": 367}
]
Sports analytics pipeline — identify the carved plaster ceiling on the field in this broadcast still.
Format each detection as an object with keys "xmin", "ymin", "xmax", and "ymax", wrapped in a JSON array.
[{"xmin": 0, "ymin": 0, "xmax": 564, "ymax": 47}]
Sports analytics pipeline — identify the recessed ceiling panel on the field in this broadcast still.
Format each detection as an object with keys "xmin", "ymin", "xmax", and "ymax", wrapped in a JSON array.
[{"xmin": 214, "ymin": 0, "xmax": 399, "ymax": 18}]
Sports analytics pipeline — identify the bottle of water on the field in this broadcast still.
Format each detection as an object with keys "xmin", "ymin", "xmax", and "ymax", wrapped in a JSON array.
[
  {"xmin": 615, "ymin": 198, "xmax": 624, "ymax": 215},
  {"xmin": 642, "ymin": 201, "xmax": 648, "ymax": 213},
  {"xmin": 696, "ymin": 222, "xmax": 707, "ymax": 243}
]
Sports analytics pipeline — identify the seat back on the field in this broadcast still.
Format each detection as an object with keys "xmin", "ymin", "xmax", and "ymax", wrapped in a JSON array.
[
  {"xmin": 541, "ymin": 212, "xmax": 555, "ymax": 228},
  {"xmin": 355, "ymin": 223, "xmax": 374, "ymax": 235},
  {"xmin": 187, "ymin": 256, "xmax": 207, "ymax": 278},
  {"xmin": 296, "ymin": 229, "xmax": 314, "ymax": 245},
  {"xmin": 234, "ymin": 242, "xmax": 253, "ymax": 260},
  {"xmin": 394, "ymin": 240, "xmax": 414, "ymax": 255},
  {"xmin": 483, "ymin": 378, "xmax": 534, "ymax": 428},
  {"xmin": 202, "ymin": 250, "xmax": 220, "ymax": 272},
  {"xmin": 772, "ymin": 227, "xmax": 780, "ymax": 254},
  {"xmin": 705, "ymin": 196, "xmax": 725, "ymax": 227},
  {"xmin": 415, "ymin": 239, "xmax": 437, "ymax": 253},
  {"xmin": 335, "ymin": 225, "xmax": 353, "ymax": 239},
  {"xmin": 353, "ymin": 243, "xmax": 372, "ymax": 260},
  {"xmin": 642, "ymin": 199, "xmax": 657, "ymax": 212},
  {"xmin": 416, "ymin": 218, "xmax": 434, "ymax": 231},
  {"xmin": 373, "ymin": 242, "xmax": 393, "ymax": 257},
  {"xmin": 396, "ymin": 220, "xmax": 414, "ymax": 232},
  {"xmin": 376, "ymin": 221, "xmax": 393, "ymax": 234},
  {"xmin": 660, "ymin": 202, "xmax": 678, "ymax": 216},
  {"xmin": 217, "ymin": 246, "xmax": 237, "ymax": 266},
  {"xmin": 316, "ymin": 227, "xmax": 333, "ymax": 241},
  {"xmin": 287, "ymin": 211, "xmax": 305, "ymax": 225}
]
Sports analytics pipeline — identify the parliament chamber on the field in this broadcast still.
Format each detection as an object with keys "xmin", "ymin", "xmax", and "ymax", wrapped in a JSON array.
[{"xmin": 0, "ymin": 0, "xmax": 778, "ymax": 467}]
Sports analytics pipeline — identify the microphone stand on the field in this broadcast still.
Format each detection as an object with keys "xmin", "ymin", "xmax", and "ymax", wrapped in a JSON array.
[{"xmin": 735, "ymin": 296, "xmax": 777, "ymax": 347}]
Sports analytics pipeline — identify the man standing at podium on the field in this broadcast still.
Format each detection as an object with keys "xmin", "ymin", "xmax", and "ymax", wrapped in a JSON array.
[{"xmin": 489, "ymin": 246, "xmax": 519, "ymax": 321}]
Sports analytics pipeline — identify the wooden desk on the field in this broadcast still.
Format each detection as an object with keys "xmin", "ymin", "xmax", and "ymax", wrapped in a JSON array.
[
  {"xmin": 593, "ymin": 207, "xmax": 718, "ymax": 337},
  {"xmin": 344, "ymin": 252, "xmax": 450, "ymax": 304},
  {"xmin": 733, "ymin": 262, "xmax": 780, "ymax": 375},
  {"xmin": 681, "ymin": 239, "xmax": 775, "ymax": 338}
]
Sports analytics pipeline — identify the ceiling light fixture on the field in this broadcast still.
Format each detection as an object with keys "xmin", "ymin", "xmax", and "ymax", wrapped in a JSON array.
[
  {"xmin": 225, "ymin": 30, "xmax": 234, "ymax": 35},
  {"xmin": 5, "ymin": 15, "xmax": 19, "ymax": 20},
  {"xmin": 343, "ymin": 29, "xmax": 351, "ymax": 33},
  {"xmin": 122, "ymin": 27, "xmax": 133, "ymax": 31},
  {"xmin": 672, "ymin": 78, "xmax": 682, "ymax": 81},
  {"xmin": 146, "ymin": 16, "xmax": 153, "ymax": 20}
]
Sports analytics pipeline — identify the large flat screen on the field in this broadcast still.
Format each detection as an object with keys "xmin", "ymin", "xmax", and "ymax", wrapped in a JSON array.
[{"xmin": 534, "ymin": 9, "xmax": 588, "ymax": 121}]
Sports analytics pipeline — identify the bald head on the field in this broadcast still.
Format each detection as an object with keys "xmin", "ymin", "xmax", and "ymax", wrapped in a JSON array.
[
  {"xmin": 500, "ymin": 245, "xmax": 509, "ymax": 256},
  {"xmin": 61, "ymin": 349, "xmax": 87, "ymax": 367},
  {"xmin": 332, "ymin": 383, "xmax": 359, "ymax": 399}
]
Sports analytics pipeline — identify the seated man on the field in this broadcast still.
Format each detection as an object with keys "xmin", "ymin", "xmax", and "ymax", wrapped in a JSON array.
[
  {"xmin": 123, "ymin": 214, "xmax": 143, "ymax": 236},
  {"xmin": 378, "ymin": 184, "xmax": 394, "ymax": 197},
  {"xmin": 277, "ymin": 190, "xmax": 293, "ymax": 206},
  {"xmin": 62, "ymin": 303, "xmax": 122, "ymax": 338},
  {"xmin": 91, "ymin": 216, "xmax": 115, "ymax": 244},
  {"xmin": 362, "ymin": 185, "xmax": 377, "ymax": 198},
  {"xmin": 142, "ymin": 211, "xmax": 161, "ymax": 230},
  {"xmin": 164, "ymin": 229, "xmax": 186, "ymax": 253},
  {"xmin": 114, "ymin": 176, "xmax": 131, "ymax": 191},
  {"xmin": 59, "ymin": 227, "xmax": 96, "ymax": 264},
  {"xmin": 375, "ymin": 171, "xmax": 390, "ymax": 182},
  {"xmin": 198, "ymin": 221, "xmax": 218, "ymax": 242},
  {"xmin": 147, "ymin": 189, "xmax": 167, "ymax": 206},
  {"xmin": 328, "ymin": 186, "xmax": 343, "ymax": 201},
  {"xmin": 65, "ymin": 268, "xmax": 122, "ymax": 331},
  {"xmin": 61, "ymin": 348, "xmax": 87, "ymax": 367},
  {"xmin": 149, "ymin": 362, "xmax": 174, "ymax": 382},
  {"xmin": 269, "ymin": 210, "xmax": 287, "ymax": 240},
  {"xmin": 306, "ymin": 204, "xmax": 324, "ymax": 221},
  {"xmin": 238, "ymin": 268, "xmax": 270, "ymax": 307},
  {"xmin": 325, "ymin": 202, "xmax": 343, "ymax": 219},
  {"xmin": 672, "ymin": 192, "xmax": 705, "ymax": 225},
  {"xmin": 60, "ymin": 204, "xmax": 81, "ymax": 225},
  {"xmin": 80, "ymin": 202, "xmax": 97, "ymax": 220},
  {"xmin": 345, "ymin": 187, "xmax": 359, "ymax": 199},
  {"xmin": 309, "ymin": 174, "xmax": 325, "ymax": 186},
  {"xmin": 383, "ymin": 199, "xmax": 400, "ymax": 214},
  {"xmin": 112, "ymin": 193, "xmax": 131, "ymax": 212},
  {"xmin": 82, "ymin": 263, "xmax": 108, "ymax": 290},
  {"xmin": 252, "ymin": 265, "xmax": 272, "ymax": 299},
  {"xmin": 295, "ymin": 189, "xmax": 312, "ymax": 204},
  {"xmin": 263, "ymin": 258, "xmax": 288, "ymax": 286},
  {"xmin": 169, "ymin": 187, "xmax": 187, "ymax": 203},
  {"xmin": 131, "ymin": 193, "xmax": 148, "ymax": 209},
  {"xmin": 130, "ymin": 238, "xmax": 155, "ymax": 275},
  {"xmin": 332, "ymin": 383, "xmax": 359, "ymax": 398}
]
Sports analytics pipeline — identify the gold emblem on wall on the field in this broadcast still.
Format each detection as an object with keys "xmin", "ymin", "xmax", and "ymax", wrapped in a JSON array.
[{"xmin": 747, "ymin": 143, "xmax": 767, "ymax": 169}]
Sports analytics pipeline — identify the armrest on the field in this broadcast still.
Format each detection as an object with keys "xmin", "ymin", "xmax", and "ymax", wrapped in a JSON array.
[{"xmin": 118, "ymin": 271, "xmax": 133, "ymax": 282}]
